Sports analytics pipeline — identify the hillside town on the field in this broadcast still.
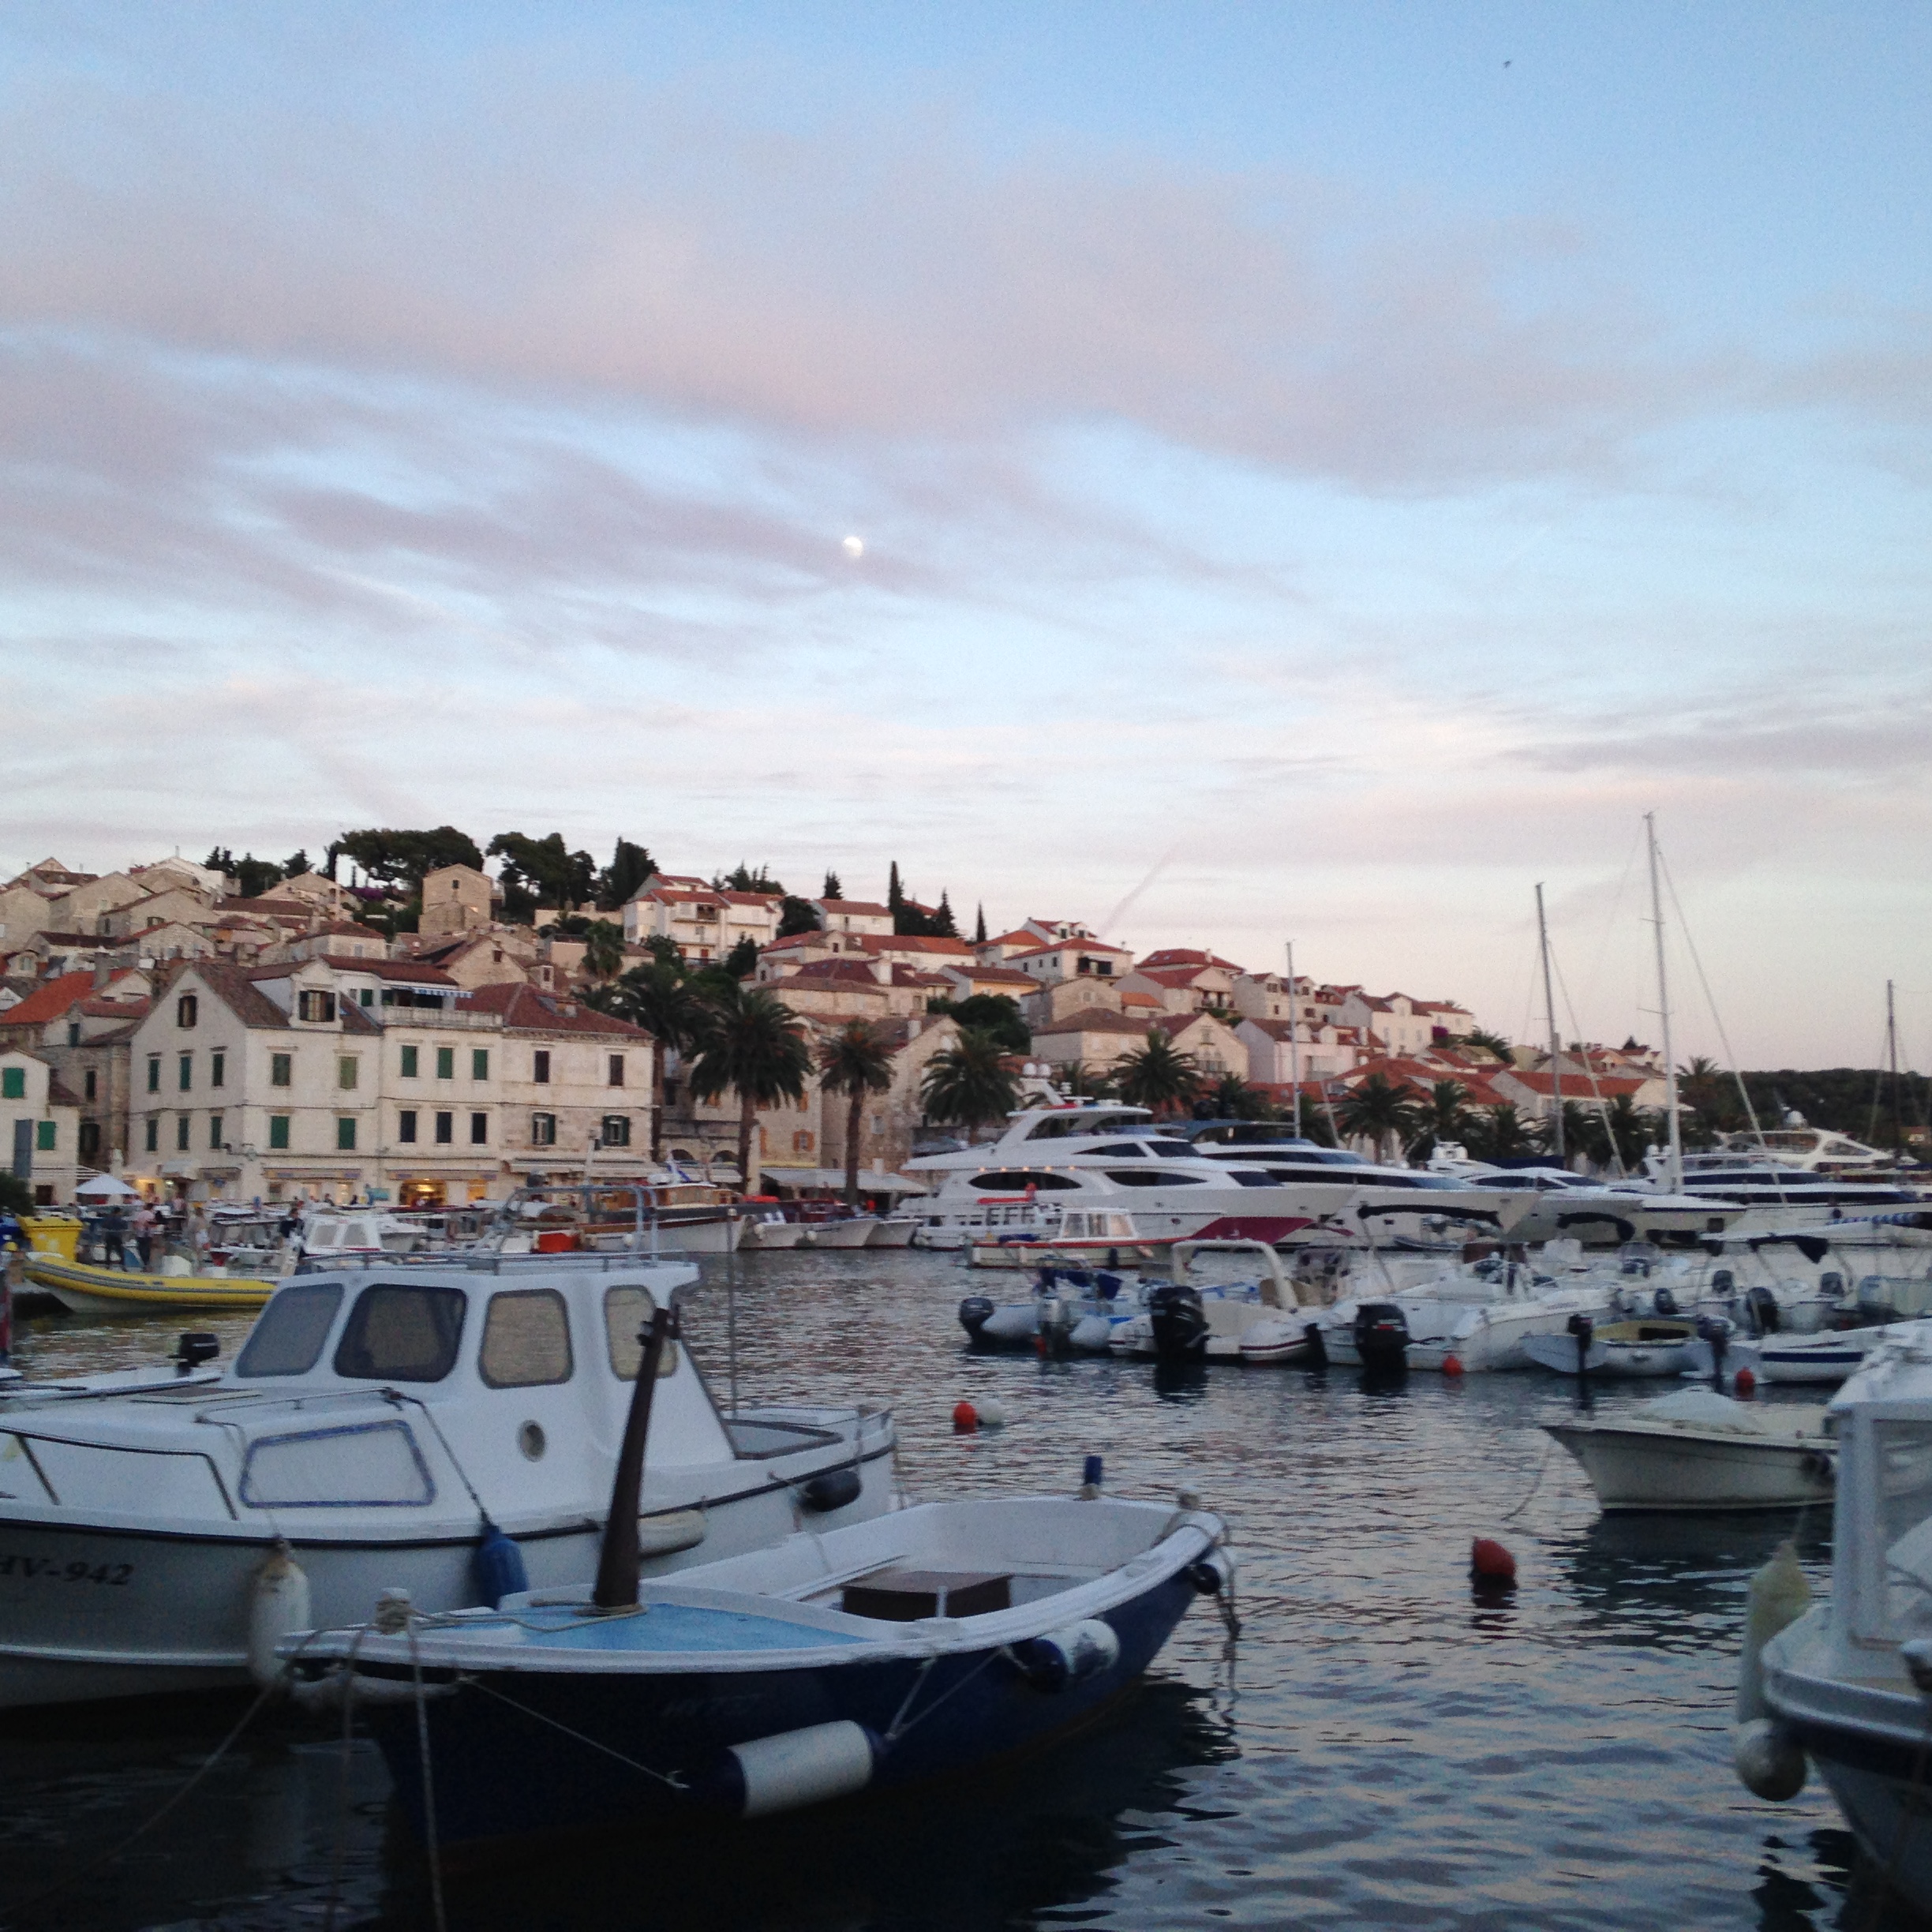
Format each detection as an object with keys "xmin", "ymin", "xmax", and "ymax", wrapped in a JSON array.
[{"xmin": 0, "ymin": 845, "xmax": 1677, "ymax": 1210}]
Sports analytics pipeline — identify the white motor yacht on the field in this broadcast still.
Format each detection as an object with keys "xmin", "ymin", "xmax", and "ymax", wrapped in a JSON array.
[
  {"xmin": 1628, "ymin": 1155, "xmax": 1927, "ymax": 1239},
  {"xmin": 0, "ymin": 1250, "xmax": 895, "ymax": 1709},
  {"xmin": 1416, "ymin": 1164, "xmax": 1741, "ymax": 1248},
  {"xmin": 1739, "ymin": 1322, "xmax": 1932, "ymax": 1910}
]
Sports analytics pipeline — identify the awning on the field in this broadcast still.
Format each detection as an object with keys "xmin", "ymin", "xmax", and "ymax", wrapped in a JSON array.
[{"xmin": 758, "ymin": 1166, "xmax": 930, "ymax": 1196}]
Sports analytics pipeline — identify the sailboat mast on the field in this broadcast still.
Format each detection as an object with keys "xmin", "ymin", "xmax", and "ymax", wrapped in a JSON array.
[
  {"xmin": 1285, "ymin": 941, "xmax": 1303, "ymax": 1138},
  {"xmin": 1537, "ymin": 882, "xmax": 1564, "ymax": 1164},
  {"xmin": 1645, "ymin": 812, "xmax": 1683, "ymax": 1193},
  {"xmin": 1889, "ymin": 978, "xmax": 1904, "ymax": 1159}
]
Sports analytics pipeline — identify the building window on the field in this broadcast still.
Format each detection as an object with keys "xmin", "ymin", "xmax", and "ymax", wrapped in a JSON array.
[
  {"xmin": 209, "ymin": 1114, "xmax": 224, "ymax": 1151},
  {"xmin": 79, "ymin": 1119, "xmax": 101, "ymax": 1160},
  {"xmin": 435, "ymin": 1111, "xmax": 454, "ymax": 1144},
  {"xmin": 601, "ymin": 1114, "xmax": 631, "ymax": 1148},
  {"xmin": 0, "ymin": 1068, "xmax": 22, "ymax": 1101},
  {"xmin": 338, "ymin": 1056, "xmax": 358, "ymax": 1091},
  {"xmin": 36, "ymin": 1121, "xmax": 55, "ymax": 1151},
  {"xmin": 358, "ymin": 987, "xmax": 374, "ymax": 1007},
  {"xmin": 608, "ymin": 1054, "xmax": 624, "ymax": 1088},
  {"xmin": 399, "ymin": 1109, "xmax": 417, "ymax": 1144},
  {"xmin": 82, "ymin": 1068, "xmax": 97, "ymax": 1102},
  {"xmin": 211, "ymin": 1050, "xmax": 225, "ymax": 1089},
  {"xmin": 177, "ymin": 994, "xmax": 198, "ymax": 1028},
  {"xmin": 298, "ymin": 990, "xmax": 335, "ymax": 1023},
  {"xmin": 269, "ymin": 1114, "xmax": 290, "ymax": 1151},
  {"xmin": 471, "ymin": 1048, "xmax": 489, "ymax": 1081},
  {"xmin": 531, "ymin": 1112, "xmax": 556, "ymax": 1147},
  {"xmin": 147, "ymin": 1056, "xmax": 161, "ymax": 1093},
  {"xmin": 178, "ymin": 1052, "xmax": 193, "ymax": 1091},
  {"xmin": 144, "ymin": 1116, "xmax": 159, "ymax": 1153},
  {"xmin": 66, "ymin": 1020, "xmax": 80, "ymax": 1046},
  {"xmin": 336, "ymin": 1117, "xmax": 358, "ymax": 1151},
  {"xmin": 271, "ymin": 1053, "xmax": 292, "ymax": 1088},
  {"xmin": 470, "ymin": 1111, "xmax": 488, "ymax": 1145},
  {"xmin": 436, "ymin": 1046, "xmax": 455, "ymax": 1080},
  {"xmin": 176, "ymin": 1115, "xmax": 190, "ymax": 1151},
  {"xmin": 400, "ymin": 1045, "xmax": 419, "ymax": 1079},
  {"xmin": 533, "ymin": 1049, "xmax": 551, "ymax": 1084}
]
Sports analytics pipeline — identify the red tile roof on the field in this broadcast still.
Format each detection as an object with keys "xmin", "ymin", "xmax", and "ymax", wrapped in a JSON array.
[
  {"xmin": 0, "ymin": 970, "xmax": 114, "ymax": 1027},
  {"xmin": 1034, "ymin": 1008, "xmax": 1152, "ymax": 1038},
  {"xmin": 1136, "ymin": 948, "xmax": 1244, "ymax": 972},
  {"xmin": 461, "ymin": 982, "xmax": 646, "ymax": 1036},
  {"xmin": 815, "ymin": 899, "xmax": 893, "ymax": 917}
]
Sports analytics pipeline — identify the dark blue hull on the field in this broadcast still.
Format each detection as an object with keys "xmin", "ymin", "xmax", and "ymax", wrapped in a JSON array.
[{"xmin": 366, "ymin": 1571, "xmax": 1200, "ymax": 1850}]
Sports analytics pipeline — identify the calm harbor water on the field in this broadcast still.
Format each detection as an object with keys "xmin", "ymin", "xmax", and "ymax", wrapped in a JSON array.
[{"xmin": 0, "ymin": 1249, "xmax": 1900, "ymax": 1931}]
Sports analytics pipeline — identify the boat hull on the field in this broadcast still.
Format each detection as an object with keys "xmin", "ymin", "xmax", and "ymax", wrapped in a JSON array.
[
  {"xmin": 739, "ymin": 1220, "xmax": 805, "ymax": 1250},
  {"xmin": 363, "ymin": 1566, "xmax": 1200, "ymax": 1851},
  {"xmin": 803, "ymin": 1219, "xmax": 878, "ymax": 1249},
  {"xmin": 865, "ymin": 1221, "xmax": 917, "ymax": 1248},
  {"xmin": 1544, "ymin": 1423, "xmax": 1834, "ymax": 1511},
  {"xmin": 24, "ymin": 1255, "xmax": 277, "ymax": 1316}
]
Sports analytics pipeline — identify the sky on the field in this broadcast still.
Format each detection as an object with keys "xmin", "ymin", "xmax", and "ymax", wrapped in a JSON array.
[{"xmin": 3, "ymin": 2, "xmax": 1928, "ymax": 1070}]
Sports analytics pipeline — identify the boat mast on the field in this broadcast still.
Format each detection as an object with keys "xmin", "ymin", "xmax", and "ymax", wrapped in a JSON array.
[
  {"xmin": 1889, "ymin": 978, "xmax": 1904, "ymax": 1160},
  {"xmin": 1645, "ymin": 812, "xmax": 1683, "ymax": 1193},
  {"xmin": 1536, "ymin": 882, "xmax": 1564, "ymax": 1166},
  {"xmin": 1285, "ymin": 940, "xmax": 1302, "ymax": 1138}
]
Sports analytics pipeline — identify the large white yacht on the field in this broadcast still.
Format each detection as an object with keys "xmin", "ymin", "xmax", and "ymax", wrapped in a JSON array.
[
  {"xmin": 904, "ymin": 1107, "xmax": 1531, "ymax": 1250},
  {"xmin": 1630, "ymin": 1153, "xmax": 1927, "ymax": 1236}
]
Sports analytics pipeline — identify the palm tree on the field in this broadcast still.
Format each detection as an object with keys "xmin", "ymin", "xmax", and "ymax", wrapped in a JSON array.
[
  {"xmin": 578, "ymin": 918, "xmax": 627, "ymax": 982},
  {"xmin": 1453, "ymin": 1028, "xmax": 1514, "ymax": 1061},
  {"xmin": 1207, "ymin": 1071, "xmax": 1267, "ymax": 1120},
  {"xmin": 685, "ymin": 983, "xmax": 812, "ymax": 1187},
  {"xmin": 1601, "ymin": 1093, "xmax": 1661, "ymax": 1173},
  {"xmin": 612, "ymin": 961, "xmax": 713, "ymax": 1160},
  {"xmin": 1337, "ymin": 1073, "xmax": 1420, "ymax": 1163},
  {"xmin": 1114, "ymin": 1030, "xmax": 1201, "ymax": 1117},
  {"xmin": 1405, "ymin": 1079, "xmax": 1473, "ymax": 1160},
  {"xmin": 819, "ymin": 1020, "xmax": 897, "ymax": 1204},
  {"xmin": 921, "ymin": 1028, "xmax": 1019, "ymax": 1140},
  {"xmin": 1466, "ymin": 1102, "xmax": 1533, "ymax": 1159}
]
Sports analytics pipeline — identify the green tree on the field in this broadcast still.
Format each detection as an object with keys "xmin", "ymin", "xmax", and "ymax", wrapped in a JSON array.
[
  {"xmin": 612, "ymin": 960, "xmax": 714, "ymax": 1159},
  {"xmin": 1207, "ymin": 1071, "xmax": 1267, "ymax": 1119},
  {"xmin": 581, "ymin": 919, "xmax": 626, "ymax": 981},
  {"xmin": 717, "ymin": 863, "xmax": 784, "ymax": 894},
  {"xmin": 1451, "ymin": 1028, "xmax": 1514, "ymax": 1062},
  {"xmin": 723, "ymin": 935, "xmax": 761, "ymax": 979},
  {"xmin": 1406, "ymin": 1079, "xmax": 1473, "ymax": 1160},
  {"xmin": 819, "ymin": 1020, "xmax": 897, "ymax": 1204},
  {"xmin": 487, "ymin": 832, "xmax": 597, "ymax": 918},
  {"xmin": 930, "ymin": 891, "xmax": 957, "ymax": 937},
  {"xmin": 687, "ymin": 983, "xmax": 812, "ymax": 1186},
  {"xmin": 1337, "ymin": 1073, "xmax": 1421, "ymax": 1163},
  {"xmin": 1114, "ymin": 1029, "xmax": 1201, "ymax": 1117},
  {"xmin": 333, "ymin": 826, "xmax": 484, "ymax": 892},
  {"xmin": 921, "ymin": 1028, "xmax": 1020, "ymax": 1140},
  {"xmin": 822, "ymin": 870, "xmax": 843, "ymax": 900},
  {"xmin": 597, "ymin": 839, "xmax": 656, "ymax": 912},
  {"xmin": 947, "ymin": 994, "xmax": 1028, "ymax": 1054},
  {"xmin": 1, "ymin": 1172, "xmax": 35, "ymax": 1215},
  {"xmin": 1600, "ymin": 1093, "xmax": 1661, "ymax": 1172},
  {"xmin": 283, "ymin": 848, "xmax": 311, "ymax": 878},
  {"xmin": 777, "ymin": 896, "xmax": 820, "ymax": 938},
  {"xmin": 1466, "ymin": 1102, "xmax": 1534, "ymax": 1160},
  {"xmin": 974, "ymin": 904, "xmax": 987, "ymax": 945}
]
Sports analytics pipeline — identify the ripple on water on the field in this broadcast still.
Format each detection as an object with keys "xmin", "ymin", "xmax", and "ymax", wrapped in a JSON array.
[{"xmin": 0, "ymin": 1250, "xmax": 1903, "ymax": 1929}]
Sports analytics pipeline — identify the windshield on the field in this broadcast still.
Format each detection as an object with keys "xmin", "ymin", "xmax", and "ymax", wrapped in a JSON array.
[
  {"xmin": 235, "ymin": 1281, "xmax": 344, "ymax": 1378},
  {"xmin": 334, "ymin": 1282, "xmax": 468, "ymax": 1383}
]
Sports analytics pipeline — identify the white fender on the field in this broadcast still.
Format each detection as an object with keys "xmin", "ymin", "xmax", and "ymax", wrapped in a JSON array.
[
  {"xmin": 637, "ymin": 1507, "xmax": 708, "ymax": 1556},
  {"xmin": 248, "ymin": 1541, "xmax": 311, "ymax": 1689},
  {"xmin": 728, "ymin": 1719, "xmax": 878, "ymax": 1817},
  {"xmin": 1732, "ymin": 1540, "xmax": 1811, "ymax": 1800}
]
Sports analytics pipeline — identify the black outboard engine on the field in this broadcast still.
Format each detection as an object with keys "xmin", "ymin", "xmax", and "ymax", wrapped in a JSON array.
[
  {"xmin": 1820, "ymin": 1271, "xmax": 1845, "ymax": 1300},
  {"xmin": 1148, "ymin": 1282, "xmax": 1211, "ymax": 1361},
  {"xmin": 1744, "ymin": 1283, "xmax": 1780, "ymax": 1337},
  {"xmin": 1695, "ymin": 1312, "xmax": 1732, "ymax": 1388},
  {"xmin": 958, "ymin": 1295, "xmax": 997, "ymax": 1344},
  {"xmin": 1711, "ymin": 1268, "xmax": 1735, "ymax": 1296},
  {"xmin": 1653, "ymin": 1285, "xmax": 1679, "ymax": 1317},
  {"xmin": 1353, "ymin": 1302, "xmax": 1410, "ymax": 1371},
  {"xmin": 1567, "ymin": 1310, "xmax": 1596, "ymax": 1376}
]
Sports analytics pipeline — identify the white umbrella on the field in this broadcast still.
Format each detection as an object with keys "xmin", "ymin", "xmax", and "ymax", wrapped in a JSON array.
[{"xmin": 74, "ymin": 1174, "xmax": 137, "ymax": 1198}]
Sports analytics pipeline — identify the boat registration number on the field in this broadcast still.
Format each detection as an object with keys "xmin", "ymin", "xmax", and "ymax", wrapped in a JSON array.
[{"xmin": 0, "ymin": 1555, "xmax": 133, "ymax": 1585}]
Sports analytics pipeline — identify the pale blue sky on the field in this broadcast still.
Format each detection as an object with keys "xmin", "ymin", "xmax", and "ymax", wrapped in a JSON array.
[{"xmin": 3, "ymin": 4, "xmax": 1927, "ymax": 1065}]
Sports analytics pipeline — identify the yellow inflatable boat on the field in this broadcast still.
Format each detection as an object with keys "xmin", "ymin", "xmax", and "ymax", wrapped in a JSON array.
[{"xmin": 21, "ymin": 1255, "xmax": 279, "ymax": 1316}]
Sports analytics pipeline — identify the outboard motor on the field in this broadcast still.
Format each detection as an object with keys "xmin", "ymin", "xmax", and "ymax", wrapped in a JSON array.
[
  {"xmin": 1147, "ymin": 1282, "xmax": 1210, "ymax": 1361},
  {"xmin": 1819, "ymin": 1271, "xmax": 1845, "ymax": 1300},
  {"xmin": 1567, "ymin": 1311, "xmax": 1596, "ymax": 1377},
  {"xmin": 1094, "ymin": 1271, "xmax": 1123, "ymax": 1301},
  {"xmin": 1352, "ymin": 1302, "xmax": 1410, "ymax": 1372},
  {"xmin": 957, "ymin": 1295, "xmax": 996, "ymax": 1344},
  {"xmin": 1653, "ymin": 1285, "xmax": 1679, "ymax": 1317},
  {"xmin": 1696, "ymin": 1312, "xmax": 1732, "ymax": 1388},
  {"xmin": 1711, "ymin": 1268, "xmax": 1735, "ymax": 1296},
  {"xmin": 1744, "ymin": 1284, "xmax": 1780, "ymax": 1337}
]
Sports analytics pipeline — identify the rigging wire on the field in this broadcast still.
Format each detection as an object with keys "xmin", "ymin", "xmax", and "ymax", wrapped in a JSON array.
[
  {"xmin": 1574, "ymin": 823, "xmax": 1645, "ymax": 1035},
  {"xmin": 1548, "ymin": 942, "xmax": 1624, "ymax": 1174}
]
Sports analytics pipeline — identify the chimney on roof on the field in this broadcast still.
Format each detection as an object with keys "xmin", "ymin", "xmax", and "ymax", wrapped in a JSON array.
[{"xmin": 92, "ymin": 960, "xmax": 109, "ymax": 990}]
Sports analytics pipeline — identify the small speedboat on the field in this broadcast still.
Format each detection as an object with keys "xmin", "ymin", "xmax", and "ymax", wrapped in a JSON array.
[
  {"xmin": 736, "ymin": 1208, "xmax": 805, "ymax": 1251},
  {"xmin": 959, "ymin": 1267, "xmax": 1142, "ymax": 1353},
  {"xmin": 292, "ymin": 1387, "xmax": 1231, "ymax": 1853},
  {"xmin": 803, "ymin": 1214, "xmax": 879, "ymax": 1249},
  {"xmin": 1545, "ymin": 1387, "xmax": 1835, "ymax": 1512},
  {"xmin": 1106, "ymin": 1241, "xmax": 1322, "ymax": 1365},
  {"xmin": 21, "ymin": 1253, "xmax": 278, "ymax": 1316},
  {"xmin": 1522, "ymin": 1312, "xmax": 1702, "ymax": 1377},
  {"xmin": 866, "ymin": 1218, "xmax": 918, "ymax": 1249}
]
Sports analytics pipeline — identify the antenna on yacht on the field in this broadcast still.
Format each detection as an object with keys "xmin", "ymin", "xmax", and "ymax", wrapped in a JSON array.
[
  {"xmin": 1644, "ymin": 813, "xmax": 1684, "ymax": 1193},
  {"xmin": 1536, "ymin": 885, "xmax": 1563, "ymax": 1166},
  {"xmin": 1284, "ymin": 941, "xmax": 1302, "ymax": 1139}
]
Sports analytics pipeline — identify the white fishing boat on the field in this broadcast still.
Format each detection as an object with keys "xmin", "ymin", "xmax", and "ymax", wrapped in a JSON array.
[
  {"xmin": 1545, "ymin": 1387, "xmax": 1835, "ymax": 1511},
  {"xmin": 1735, "ymin": 1322, "xmax": 1932, "ymax": 1911},
  {"xmin": 736, "ymin": 1208, "xmax": 806, "ymax": 1251},
  {"xmin": 0, "ymin": 1248, "xmax": 895, "ymax": 1709},
  {"xmin": 803, "ymin": 1213, "xmax": 879, "ymax": 1249},
  {"xmin": 866, "ymin": 1218, "xmax": 919, "ymax": 1248}
]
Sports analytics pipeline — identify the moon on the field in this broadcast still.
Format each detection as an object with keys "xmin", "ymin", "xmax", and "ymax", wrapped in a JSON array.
[{"xmin": 841, "ymin": 534, "xmax": 864, "ymax": 559}]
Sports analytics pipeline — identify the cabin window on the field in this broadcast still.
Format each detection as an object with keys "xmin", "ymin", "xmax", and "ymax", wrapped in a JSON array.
[
  {"xmin": 604, "ymin": 1285, "xmax": 679, "ymax": 1380},
  {"xmin": 533, "ymin": 1050, "xmax": 551, "ymax": 1084},
  {"xmin": 531, "ymin": 1112, "xmax": 556, "ymax": 1147},
  {"xmin": 399, "ymin": 1110, "xmax": 417, "ymax": 1144},
  {"xmin": 1873, "ymin": 1420, "xmax": 1932, "ymax": 1637},
  {"xmin": 237, "ymin": 1281, "xmax": 346, "ymax": 1377},
  {"xmin": 399, "ymin": 1045, "xmax": 419, "ymax": 1078},
  {"xmin": 601, "ymin": 1114, "xmax": 631, "ymax": 1148},
  {"xmin": 968, "ymin": 1170, "xmax": 1084, "ymax": 1191},
  {"xmin": 1105, "ymin": 1168, "xmax": 1205, "ymax": 1187},
  {"xmin": 479, "ymin": 1289, "xmax": 574, "ymax": 1388},
  {"xmin": 177, "ymin": 994, "xmax": 198, "ymax": 1028},
  {"xmin": 271, "ymin": 1053, "xmax": 292, "ymax": 1088},
  {"xmin": 269, "ymin": 1114, "xmax": 290, "ymax": 1150},
  {"xmin": 334, "ymin": 1282, "xmax": 468, "ymax": 1383}
]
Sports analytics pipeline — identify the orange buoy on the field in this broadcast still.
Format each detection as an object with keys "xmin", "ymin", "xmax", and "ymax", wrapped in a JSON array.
[
  {"xmin": 1470, "ymin": 1537, "xmax": 1517, "ymax": 1583},
  {"xmin": 1442, "ymin": 1354, "xmax": 1465, "ymax": 1376},
  {"xmin": 1734, "ymin": 1367, "xmax": 1756, "ymax": 1398},
  {"xmin": 952, "ymin": 1400, "xmax": 979, "ymax": 1432}
]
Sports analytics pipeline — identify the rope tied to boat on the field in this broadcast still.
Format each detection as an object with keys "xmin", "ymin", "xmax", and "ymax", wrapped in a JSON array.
[{"xmin": 451, "ymin": 1672, "xmax": 691, "ymax": 1792}]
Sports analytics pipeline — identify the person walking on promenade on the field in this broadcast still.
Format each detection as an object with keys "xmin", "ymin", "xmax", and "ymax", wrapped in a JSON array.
[{"xmin": 133, "ymin": 1200, "xmax": 157, "ymax": 1272}]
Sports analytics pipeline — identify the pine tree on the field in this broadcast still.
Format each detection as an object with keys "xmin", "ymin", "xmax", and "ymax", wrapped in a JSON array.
[
  {"xmin": 822, "ymin": 870, "xmax": 843, "ymax": 900},
  {"xmin": 933, "ymin": 890, "xmax": 957, "ymax": 937},
  {"xmin": 974, "ymin": 903, "xmax": 987, "ymax": 945},
  {"xmin": 887, "ymin": 862, "xmax": 903, "ymax": 913}
]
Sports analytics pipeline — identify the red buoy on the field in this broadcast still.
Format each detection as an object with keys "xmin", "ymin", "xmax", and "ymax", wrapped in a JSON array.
[
  {"xmin": 1470, "ymin": 1537, "xmax": 1517, "ymax": 1583},
  {"xmin": 952, "ymin": 1400, "xmax": 979, "ymax": 1432},
  {"xmin": 1734, "ymin": 1367, "xmax": 1757, "ymax": 1398},
  {"xmin": 1442, "ymin": 1354, "xmax": 1465, "ymax": 1377}
]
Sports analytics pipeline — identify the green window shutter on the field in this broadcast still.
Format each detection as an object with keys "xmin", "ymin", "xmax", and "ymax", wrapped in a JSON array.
[
  {"xmin": 269, "ymin": 1114, "xmax": 290, "ymax": 1151},
  {"xmin": 471, "ymin": 1048, "xmax": 489, "ymax": 1081},
  {"xmin": 147, "ymin": 1058, "xmax": 161, "ymax": 1092},
  {"xmin": 1, "ymin": 1068, "xmax": 23, "ymax": 1100},
  {"xmin": 36, "ymin": 1120, "xmax": 55, "ymax": 1151},
  {"xmin": 144, "ymin": 1118, "xmax": 159, "ymax": 1152},
  {"xmin": 178, "ymin": 1053, "xmax": 193, "ymax": 1091},
  {"xmin": 436, "ymin": 1046, "xmax": 454, "ymax": 1080},
  {"xmin": 400, "ymin": 1045, "xmax": 419, "ymax": 1078},
  {"xmin": 336, "ymin": 1116, "xmax": 358, "ymax": 1151},
  {"xmin": 271, "ymin": 1054, "xmax": 292, "ymax": 1088}
]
